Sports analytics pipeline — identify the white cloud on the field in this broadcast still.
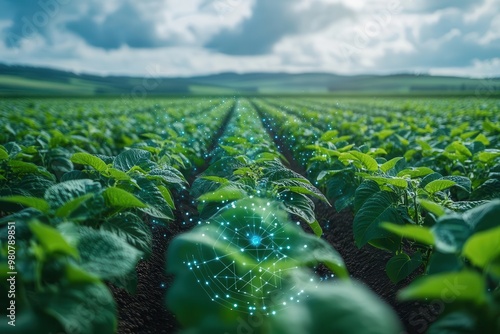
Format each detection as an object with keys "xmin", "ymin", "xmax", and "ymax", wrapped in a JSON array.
[{"xmin": 0, "ymin": 0, "xmax": 499, "ymax": 77}]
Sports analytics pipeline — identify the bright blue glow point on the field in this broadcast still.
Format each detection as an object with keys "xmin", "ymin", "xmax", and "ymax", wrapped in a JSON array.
[{"xmin": 250, "ymin": 235, "xmax": 262, "ymax": 246}]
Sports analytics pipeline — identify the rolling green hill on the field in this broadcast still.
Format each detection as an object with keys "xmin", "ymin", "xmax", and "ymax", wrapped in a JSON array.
[{"xmin": 1, "ymin": 63, "xmax": 499, "ymax": 96}]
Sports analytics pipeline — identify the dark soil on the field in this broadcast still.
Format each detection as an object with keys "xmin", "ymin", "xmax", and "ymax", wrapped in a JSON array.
[{"xmin": 110, "ymin": 196, "xmax": 197, "ymax": 334}]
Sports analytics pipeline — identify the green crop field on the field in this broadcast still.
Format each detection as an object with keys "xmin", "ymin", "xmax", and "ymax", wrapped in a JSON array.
[{"xmin": 1, "ymin": 96, "xmax": 499, "ymax": 334}]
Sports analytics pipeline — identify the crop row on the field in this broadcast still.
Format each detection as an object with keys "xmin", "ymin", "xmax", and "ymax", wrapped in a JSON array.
[
  {"xmin": 0, "ymin": 98, "xmax": 233, "ymax": 333},
  {"xmin": 252, "ymin": 98, "xmax": 500, "ymax": 333}
]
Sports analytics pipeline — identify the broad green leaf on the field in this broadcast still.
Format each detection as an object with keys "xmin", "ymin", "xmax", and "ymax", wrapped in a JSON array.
[
  {"xmin": 427, "ymin": 312, "xmax": 477, "ymax": 334},
  {"xmin": 107, "ymin": 168, "xmax": 131, "ymax": 181},
  {"xmin": 8, "ymin": 160, "xmax": 37, "ymax": 173},
  {"xmin": 77, "ymin": 227, "xmax": 142, "ymax": 281},
  {"xmin": 287, "ymin": 185, "xmax": 328, "ymax": 202},
  {"xmin": 0, "ymin": 196, "xmax": 49, "ymax": 213},
  {"xmin": 0, "ymin": 147, "xmax": 8, "ymax": 160},
  {"xmin": 477, "ymin": 150, "xmax": 500, "ymax": 163},
  {"xmin": 103, "ymin": 187, "xmax": 147, "ymax": 208},
  {"xmin": 424, "ymin": 180, "xmax": 456, "ymax": 194},
  {"xmin": 426, "ymin": 251, "xmax": 462, "ymax": 275},
  {"xmin": 381, "ymin": 223, "xmax": 435, "ymax": 245},
  {"xmin": 386, "ymin": 252, "xmax": 423, "ymax": 283},
  {"xmin": 55, "ymin": 193, "xmax": 94, "ymax": 217},
  {"xmin": 198, "ymin": 187, "xmax": 247, "ymax": 202},
  {"xmin": 474, "ymin": 133, "xmax": 490, "ymax": 146},
  {"xmin": 397, "ymin": 167, "xmax": 434, "ymax": 178},
  {"xmin": 354, "ymin": 180, "xmax": 380, "ymax": 213},
  {"xmin": 200, "ymin": 176, "xmax": 230, "ymax": 185},
  {"xmin": 365, "ymin": 176, "xmax": 408, "ymax": 188},
  {"xmin": 376, "ymin": 129, "xmax": 395, "ymax": 140},
  {"xmin": 447, "ymin": 141, "xmax": 472, "ymax": 157},
  {"xmin": 353, "ymin": 191, "xmax": 402, "ymax": 250},
  {"xmin": 45, "ymin": 283, "xmax": 117, "ymax": 334},
  {"xmin": 219, "ymin": 144, "xmax": 240, "ymax": 155},
  {"xmin": 418, "ymin": 199, "xmax": 446, "ymax": 217},
  {"xmin": 380, "ymin": 157, "xmax": 404, "ymax": 173},
  {"xmin": 30, "ymin": 221, "xmax": 79, "ymax": 259},
  {"xmin": 462, "ymin": 225, "xmax": 500, "ymax": 271},
  {"xmin": 71, "ymin": 152, "xmax": 108, "ymax": 172},
  {"xmin": 269, "ymin": 278, "xmax": 402, "ymax": 334},
  {"xmin": 398, "ymin": 271, "xmax": 487, "ymax": 305},
  {"xmin": 470, "ymin": 179, "xmax": 500, "ymax": 200},
  {"xmin": 432, "ymin": 215, "xmax": 471, "ymax": 253},
  {"xmin": 320, "ymin": 130, "xmax": 339, "ymax": 141},
  {"xmin": 102, "ymin": 212, "xmax": 153, "ymax": 258},
  {"xmin": 45, "ymin": 179, "xmax": 101, "ymax": 209},
  {"xmin": 113, "ymin": 149, "xmax": 151, "ymax": 172},
  {"xmin": 463, "ymin": 199, "xmax": 500, "ymax": 232},
  {"xmin": 349, "ymin": 151, "xmax": 379, "ymax": 171}
]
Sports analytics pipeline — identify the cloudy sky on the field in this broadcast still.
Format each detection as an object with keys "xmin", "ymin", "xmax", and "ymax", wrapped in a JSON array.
[{"xmin": 1, "ymin": 0, "xmax": 499, "ymax": 77}]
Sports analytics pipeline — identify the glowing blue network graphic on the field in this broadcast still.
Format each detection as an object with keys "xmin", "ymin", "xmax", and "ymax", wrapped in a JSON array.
[{"xmin": 180, "ymin": 200, "xmax": 308, "ymax": 316}]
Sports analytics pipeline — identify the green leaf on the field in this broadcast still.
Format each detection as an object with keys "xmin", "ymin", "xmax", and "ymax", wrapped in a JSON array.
[
  {"xmin": 102, "ymin": 212, "xmax": 153, "ymax": 258},
  {"xmin": 103, "ymin": 187, "xmax": 147, "ymax": 209},
  {"xmin": 320, "ymin": 130, "xmax": 339, "ymax": 141},
  {"xmin": 418, "ymin": 199, "xmax": 446, "ymax": 217},
  {"xmin": 380, "ymin": 157, "xmax": 404, "ymax": 173},
  {"xmin": 477, "ymin": 150, "xmax": 500, "ymax": 163},
  {"xmin": 45, "ymin": 283, "xmax": 117, "ymax": 334},
  {"xmin": 107, "ymin": 168, "xmax": 132, "ymax": 181},
  {"xmin": 381, "ymin": 223, "xmax": 435, "ymax": 245},
  {"xmin": 474, "ymin": 133, "xmax": 490, "ymax": 146},
  {"xmin": 398, "ymin": 271, "xmax": 487, "ymax": 305},
  {"xmin": 0, "ymin": 196, "xmax": 49, "ymax": 213},
  {"xmin": 269, "ymin": 277, "xmax": 402, "ymax": 334},
  {"xmin": 30, "ymin": 221, "xmax": 79, "ymax": 259},
  {"xmin": 386, "ymin": 252, "xmax": 423, "ymax": 283},
  {"xmin": 113, "ymin": 149, "xmax": 151, "ymax": 172},
  {"xmin": 471, "ymin": 179, "xmax": 500, "ymax": 200},
  {"xmin": 308, "ymin": 220, "xmax": 323, "ymax": 237},
  {"xmin": 8, "ymin": 160, "xmax": 39, "ymax": 174},
  {"xmin": 45, "ymin": 179, "xmax": 101, "ymax": 209},
  {"xmin": 354, "ymin": 180, "xmax": 380, "ymax": 213},
  {"xmin": 364, "ymin": 176, "xmax": 408, "ymax": 188},
  {"xmin": 71, "ymin": 152, "xmax": 108, "ymax": 172},
  {"xmin": 462, "ymin": 225, "xmax": 500, "ymax": 271},
  {"xmin": 349, "ymin": 150, "xmax": 379, "ymax": 171},
  {"xmin": 432, "ymin": 215, "xmax": 471, "ymax": 253},
  {"xmin": 353, "ymin": 191, "xmax": 403, "ymax": 251},
  {"xmin": 0, "ymin": 147, "xmax": 8, "ymax": 160},
  {"xmin": 397, "ymin": 167, "xmax": 434, "ymax": 178},
  {"xmin": 424, "ymin": 180, "xmax": 457, "ymax": 194},
  {"xmin": 77, "ymin": 227, "xmax": 142, "ymax": 281},
  {"xmin": 135, "ymin": 177, "xmax": 174, "ymax": 220},
  {"xmin": 200, "ymin": 176, "xmax": 230, "ymax": 185},
  {"xmin": 448, "ymin": 141, "xmax": 472, "ymax": 157},
  {"xmin": 158, "ymin": 185, "xmax": 175, "ymax": 209},
  {"xmin": 427, "ymin": 312, "xmax": 477, "ymax": 334},
  {"xmin": 198, "ymin": 186, "xmax": 247, "ymax": 202},
  {"xmin": 55, "ymin": 194, "xmax": 94, "ymax": 217},
  {"xmin": 463, "ymin": 200, "xmax": 500, "ymax": 233},
  {"xmin": 219, "ymin": 144, "xmax": 240, "ymax": 155},
  {"xmin": 426, "ymin": 251, "xmax": 462, "ymax": 275}
]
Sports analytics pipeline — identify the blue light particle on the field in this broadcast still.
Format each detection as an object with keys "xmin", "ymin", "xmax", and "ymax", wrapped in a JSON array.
[{"xmin": 250, "ymin": 235, "xmax": 262, "ymax": 246}]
